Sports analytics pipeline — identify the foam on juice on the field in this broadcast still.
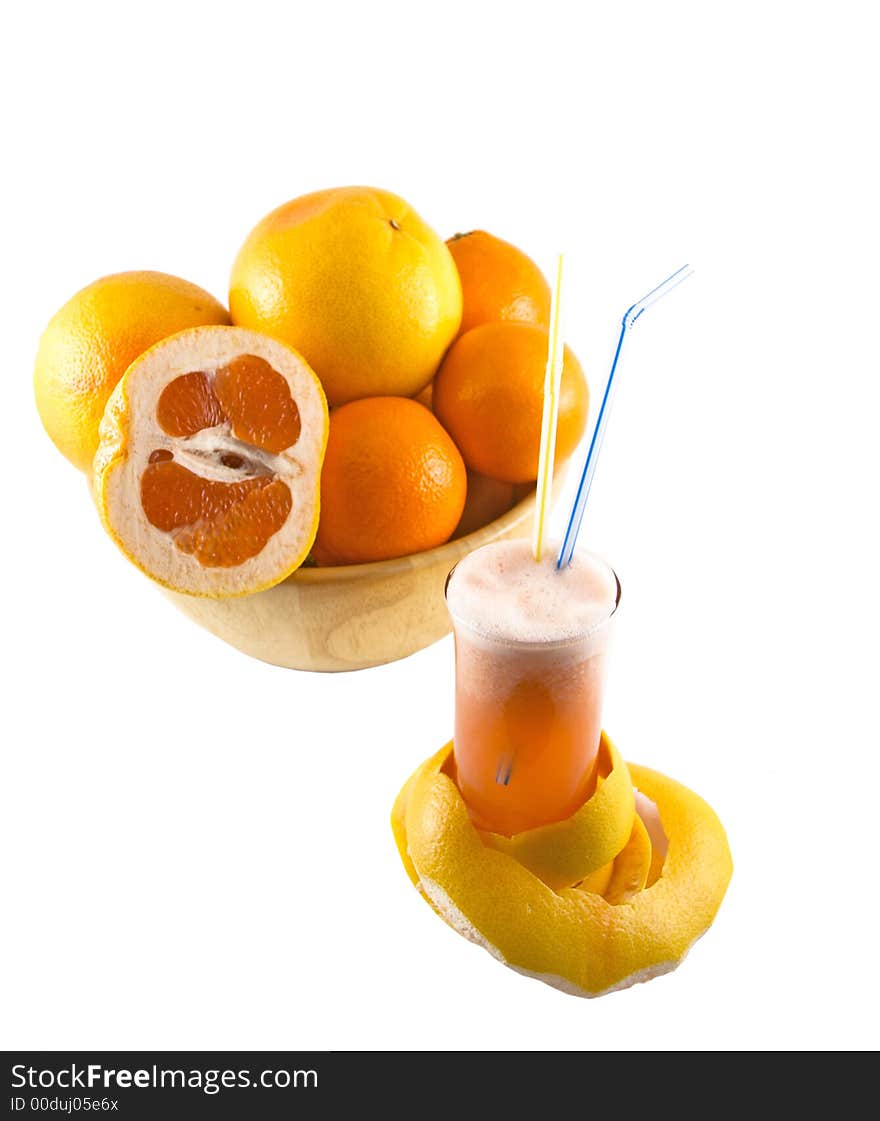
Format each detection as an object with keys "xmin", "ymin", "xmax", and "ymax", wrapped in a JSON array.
[{"xmin": 446, "ymin": 538, "xmax": 618, "ymax": 646}]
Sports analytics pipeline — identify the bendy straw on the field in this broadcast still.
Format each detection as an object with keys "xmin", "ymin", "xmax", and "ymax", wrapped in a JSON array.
[
  {"xmin": 556, "ymin": 264, "xmax": 694, "ymax": 569},
  {"xmin": 532, "ymin": 253, "xmax": 565, "ymax": 562}
]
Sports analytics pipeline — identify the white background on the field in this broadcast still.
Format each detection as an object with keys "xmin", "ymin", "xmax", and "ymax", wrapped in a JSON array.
[{"xmin": 3, "ymin": 1, "xmax": 878, "ymax": 1052}]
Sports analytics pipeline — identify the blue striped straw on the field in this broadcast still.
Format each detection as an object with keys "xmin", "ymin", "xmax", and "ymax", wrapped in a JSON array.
[{"xmin": 556, "ymin": 264, "xmax": 694, "ymax": 569}]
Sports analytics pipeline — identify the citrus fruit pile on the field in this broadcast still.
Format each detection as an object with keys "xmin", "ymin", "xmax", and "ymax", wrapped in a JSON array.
[
  {"xmin": 392, "ymin": 733, "xmax": 733, "ymax": 997},
  {"xmin": 34, "ymin": 186, "xmax": 590, "ymax": 596}
]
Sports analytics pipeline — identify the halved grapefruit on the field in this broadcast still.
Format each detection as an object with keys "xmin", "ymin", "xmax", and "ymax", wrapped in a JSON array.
[{"xmin": 94, "ymin": 325, "xmax": 327, "ymax": 597}]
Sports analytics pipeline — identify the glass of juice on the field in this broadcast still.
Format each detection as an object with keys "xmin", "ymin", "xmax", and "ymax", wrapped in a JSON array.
[{"xmin": 445, "ymin": 538, "xmax": 620, "ymax": 837}]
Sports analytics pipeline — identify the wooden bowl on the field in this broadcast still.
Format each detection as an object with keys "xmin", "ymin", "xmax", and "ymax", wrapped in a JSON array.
[{"xmin": 162, "ymin": 487, "xmax": 538, "ymax": 672}]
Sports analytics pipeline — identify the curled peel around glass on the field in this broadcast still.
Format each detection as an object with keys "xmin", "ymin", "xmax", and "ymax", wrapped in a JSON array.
[
  {"xmin": 478, "ymin": 735, "xmax": 635, "ymax": 891},
  {"xmin": 391, "ymin": 733, "xmax": 732, "ymax": 997}
]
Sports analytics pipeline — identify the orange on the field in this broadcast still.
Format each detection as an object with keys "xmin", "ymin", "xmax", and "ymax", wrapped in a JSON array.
[
  {"xmin": 447, "ymin": 230, "xmax": 551, "ymax": 337},
  {"xmin": 94, "ymin": 326, "xmax": 328, "ymax": 597},
  {"xmin": 229, "ymin": 187, "xmax": 462, "ymax": 407},
  {"xmin": 432, "ymin": 321, "xmax": 589, "ymax": 483},
  {"xmin": 34, "ymin": 271, "xmax": 230, "ymax": 472},
  {"xmin": 313, "ymin": 397, "xmax": 466, "ymax": 565}
]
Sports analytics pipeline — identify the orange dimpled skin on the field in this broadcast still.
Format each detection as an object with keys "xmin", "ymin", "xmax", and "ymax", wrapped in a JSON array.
[
  {"xmin": 447, "ymin": 230, "xmax": 552, "ymax": 338},
  {"xmin": 313, "ymin": 397, "xmax": 467, "ymax": 565},
  {"xmin": 433, "ymin": 321, "xmax": 589, "ymax": 484}
]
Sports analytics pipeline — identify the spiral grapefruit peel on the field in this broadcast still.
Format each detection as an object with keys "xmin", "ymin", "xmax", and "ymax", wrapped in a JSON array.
[
  {"xmin": 391, "ymin": 733, "xmax": 732, "ymax": 997},
  {"xmin": 94, "ymin": 325, "xmax": 328, "ymax": 598}
]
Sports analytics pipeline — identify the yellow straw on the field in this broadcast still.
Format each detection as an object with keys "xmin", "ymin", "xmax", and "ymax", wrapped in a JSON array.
[{"xmin": 532, "ymin": 253, "xmax": 565, "ymax": 561}]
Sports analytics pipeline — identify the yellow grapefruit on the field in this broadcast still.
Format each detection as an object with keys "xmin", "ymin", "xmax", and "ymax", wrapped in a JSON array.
[
  {"xmin": 229, "ymin": 187, "xmax": 462, "ymax": 406},
  {"xmin": 34, "ymin": 271, "xmax": 230, "ymax": 472}
]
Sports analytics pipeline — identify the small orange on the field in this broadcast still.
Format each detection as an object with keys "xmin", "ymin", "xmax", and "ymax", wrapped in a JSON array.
[
  {"xmin": 447, "ymin": 230, "xmax": 551, "ymax": 337},
  {"xmin": 313, "ymin": 397, "xmax": 467, "ymax": 565},
  {"xmin": 34, "ymin": 271, "xmax": 230, "ymax": 472},
  {"xmin": 432, "ymin": 322, "xmax": 589, "ymax": 484}
]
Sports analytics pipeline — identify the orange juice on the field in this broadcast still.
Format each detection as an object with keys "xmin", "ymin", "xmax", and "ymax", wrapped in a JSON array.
[{"xmin": 445, "ymin": 539, "xmax": 619, "ymax": 836}]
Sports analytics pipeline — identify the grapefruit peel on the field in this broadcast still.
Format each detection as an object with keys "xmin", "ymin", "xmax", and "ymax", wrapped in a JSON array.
[{"xmin": 391, "ymin": 733, "xmax": 732, "ymax": 997}]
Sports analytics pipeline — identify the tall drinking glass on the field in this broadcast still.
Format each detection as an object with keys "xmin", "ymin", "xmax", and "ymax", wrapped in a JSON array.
[{"xmin": 445, "ymin": 538, "xmax": 620, "ymax": 837}]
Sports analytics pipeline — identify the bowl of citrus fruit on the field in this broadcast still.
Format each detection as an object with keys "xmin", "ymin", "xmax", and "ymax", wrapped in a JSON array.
[{"xmin": 34, "ymin": 187, "xmax": 590, "ymax": 671}]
